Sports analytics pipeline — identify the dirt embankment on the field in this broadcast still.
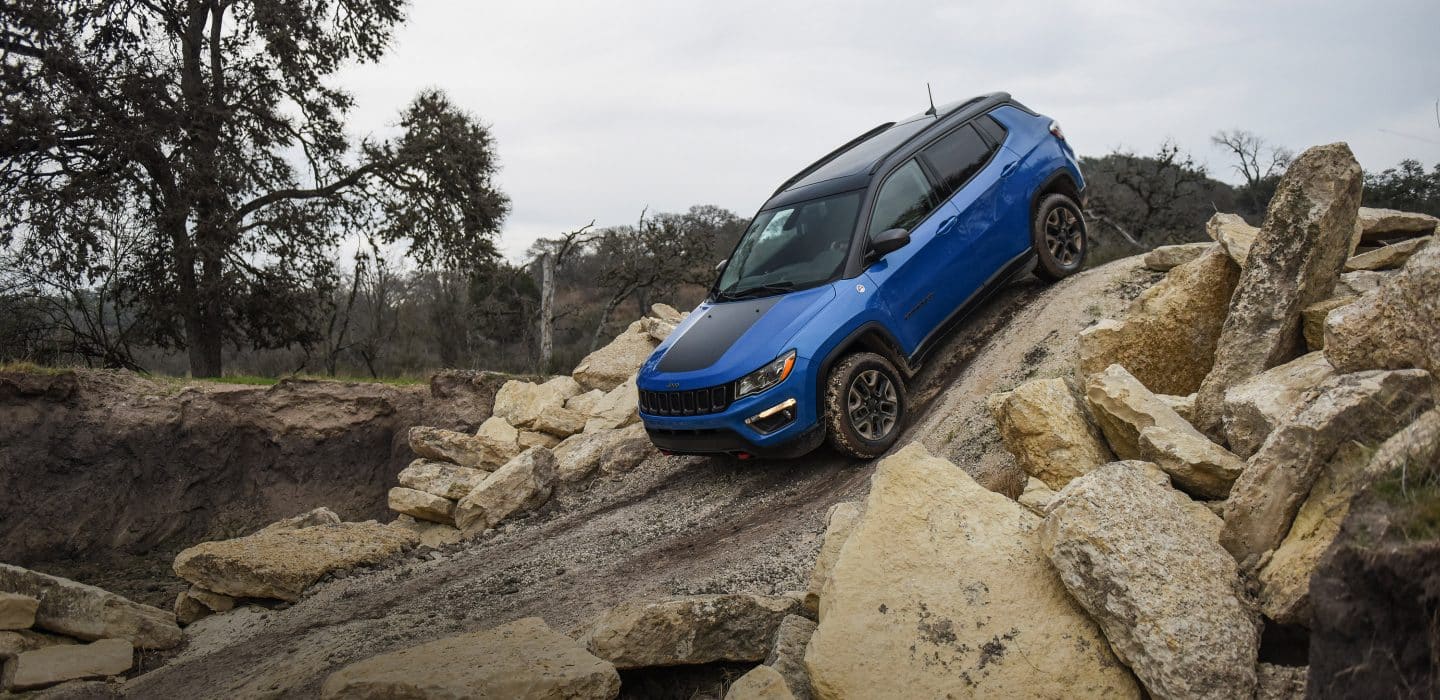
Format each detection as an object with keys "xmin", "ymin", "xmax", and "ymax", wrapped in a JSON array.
[{"xmin": 0, "ymin": 370, "xmax": 506, "ymax": 574}]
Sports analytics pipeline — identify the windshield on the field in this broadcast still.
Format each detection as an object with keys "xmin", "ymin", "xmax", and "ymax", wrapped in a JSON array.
[{"xmin": 713, "ymin": 190, "xmax": 862, "ymax": 300}]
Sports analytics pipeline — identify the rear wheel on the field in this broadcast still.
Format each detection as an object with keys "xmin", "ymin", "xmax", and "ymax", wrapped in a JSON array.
[
  {"xmin": 1032, "ymin": 193, "xmax": 1087, "ymax": 281},
  {"xmin": 824, "ymin": 352, "xmax": 906, "ymax": 459}
]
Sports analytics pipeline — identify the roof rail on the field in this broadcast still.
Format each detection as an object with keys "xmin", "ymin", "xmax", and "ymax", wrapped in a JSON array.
[{"xmin": 773, "ymin": 121, "xmax": 895, "ymax": 196}]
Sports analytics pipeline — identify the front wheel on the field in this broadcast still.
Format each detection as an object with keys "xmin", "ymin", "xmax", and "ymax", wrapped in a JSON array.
[
  {"xmin": 824, "ymin": 352, "xmax": 907, "ymax": 459},
  {"xmin": 1031, "ymin": 193, "xmax": 1087, "ymax": 281}
]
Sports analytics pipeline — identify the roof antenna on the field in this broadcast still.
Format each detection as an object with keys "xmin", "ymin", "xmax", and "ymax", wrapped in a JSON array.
[{"xmin": 925, "ymin": 82, "xmax": 937, "ymax": 117}]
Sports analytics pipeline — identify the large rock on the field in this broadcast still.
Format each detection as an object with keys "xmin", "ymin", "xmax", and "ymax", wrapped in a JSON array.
[
  {"xmin": 493, "ymin": 379, "xmax": 574, "ymax": 430},
  {"xmin": 1334, "ymin": 269, "xmax": 1395, "ymax": 296},
  {"xmin": 396, "ymin": 459, "xmax": 488, "ymax": 500},
  {"xmin": 1193, "ymin": 143, "xmax": 1364, "ymax": 436},
  {"xmin": 581, "ymin": 594, "xmax": 804, "ymax": 669},
  {"xmin": 407, "ymin": 426, "xmax": 488, "ymax": 469},
  {"xmin": 803, "ymin": 444, "xmax": 1138, "ymax": 699},
  {"xmin": 454, "ymin": 447, "xmax": 557, "ymax": 531},
  {"xmin": 320, "ymin": 617, "xmax": 620, "ymax": 700},
  {"xmin": 258, "ymin": 506, "xmax": 343, "ymax": 534},
  {"xmin": 1221, "ymin": 351, "xmax": 1337, "ymax": 458},
  {"xmin": 584, "ymin": 375, "xmax": 640, "ymax": 432},
  {"xmin": 1258, "ymin": 408, "xmax": 1440, "ymax": 625},
  {"xmin": 988, "ymin": 377, "xmax": 1113, "ymax": 490},
  {"xmin": 1143, "ymin": 242, "xmax": 1214, "ymax": 271},
  {"xmin": 1076, "ymin": 246, "xmax": 1240, "ymax": 395},
  {"xmin": 1016, "ymin": 477, "xmax": 1057, "ymax": 517},
  {"xmin": 802, "ymin": 502, "xmax": 862, "ymax": 617},
  {"xmin": 1356, "ymin": 206, "xmax": 1438, "ymax": 242},
  {"xmin": 552, "ymin": 423, "xmax": 651, "ymax": 483},
  {"xmin": 518, "ymin": 429, "xmax": 560, "ymax": 451},
  {"xmin": 386, "ymin": 515, "xmax": 463, "ymax": 549},
  {"xmin": 0, "ymin": 630, "xmax": 74, "ymax": 657},
  {"xmin": 1, "ymin": 638, "xmax": 132, "ymax": 692},
  {"xmin": 172, "ymin": 522, "xmax": 417, "ymax": 602},
  {"xmin": 765, "ymin": 615, "xmax": 815, "ymax": 700},
  {"xmin": 0, "ymin": 565, "xmax": 180, "ymax": 650},
  {"xmin": 474, "ymin": 415, "xmax": 523, "ymax": 467},
  {"xmin": 386, "ymin": 487, "xmax": 455, "ymax": 526},
  {"xmin": 1324, "ymin": 237, "xmax": 1440, "ymax": 377},
  {"xmin": 173, "ymin": 585, "xmax": 235, "ymax": 626},
  {"xmin": 565, "ymin": 389, "xmax": 605, "ymax": 417},
  {"xmin": 1134, "ymin": 425, "xmax": 1244, "ymax": 499},
  {"xmin": 724, "ymin": 665, "xmax": 795, "ymax": 700},
  {"xmin": 573, "ymin": 320, "xmax": 659, "ymax": 392},
  {"xmin": 1041, "ymin": 462, "xmax": 1259, "ymax": 700},
  {"xmin": 1220, "ymin": 369, "xmax": 1436, "ymax": 567},
  {"xmin": 1300, "ymin": 296, "xmax": 1356, "ymax": 351},
  {"xmin": 532, "ymin": 406, "xmax": 587, "ymax": 438},
  {"xmin": 0, "ymin": 592, "xmax": 38, "ymax": 630},
  {"xmin": 1346, "ymin": 236, "xmax": 1431, "ymax": 271},
  {"xmin": 1207, "ymin": 212, "xmax": 1259, "ymax": 266}
]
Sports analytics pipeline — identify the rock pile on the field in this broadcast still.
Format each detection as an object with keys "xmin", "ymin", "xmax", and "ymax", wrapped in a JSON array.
[{"xmin": 0, "ymin": 564, "xmax": 182, "ymax": 692}]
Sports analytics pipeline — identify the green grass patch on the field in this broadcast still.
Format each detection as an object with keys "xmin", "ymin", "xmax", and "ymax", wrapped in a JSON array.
[
  {"xmin": 0, "ymin": 361, "xmax": 74, "ymax": 375},
  {"xmin": 1372, "ymin": 467, "xmax": 1440, "ymax": 543},
  {"xmin": 193, "ymin": 373, "xmax": 428, "ymax": 387}
]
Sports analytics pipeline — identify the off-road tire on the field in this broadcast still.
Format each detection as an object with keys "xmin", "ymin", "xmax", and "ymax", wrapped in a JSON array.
[
  {"xmin": 824, "ymin": 352, "xmax": 907, "ymax": 459},
  {"xmin": 1032, "ymin": 192, "xmax": 1087, "ymax": 281}
]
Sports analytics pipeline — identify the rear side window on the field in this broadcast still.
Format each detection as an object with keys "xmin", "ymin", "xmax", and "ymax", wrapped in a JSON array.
[
  {"xmin": 975, "ymin": 114, "xmax": 1008, "ymax": 146},
  {"xmin": 920, "ymin": 124, "xmax": 996, "ymax": 200},
  {"xmin": 868, "ymin": 159, "xmax": 937, "ymax": 237}
]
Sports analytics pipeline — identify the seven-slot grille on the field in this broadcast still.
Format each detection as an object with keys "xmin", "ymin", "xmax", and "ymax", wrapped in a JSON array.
[{"xmin": 639, "ymin": 384, "xmax": 732, "ymax": 416}]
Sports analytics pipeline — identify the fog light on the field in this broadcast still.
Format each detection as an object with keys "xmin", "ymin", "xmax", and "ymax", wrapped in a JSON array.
[{"xmin": 746, "ymin": 398, "xmax": 798, "ymax": 434}]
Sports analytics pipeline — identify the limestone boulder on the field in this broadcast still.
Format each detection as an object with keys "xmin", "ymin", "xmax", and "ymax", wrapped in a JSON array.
[
  {"xmin": 1077, "ymin": 246, "xmax": 1240, "ymax": 395},
  {"xmin": 0, "ymin": 592, "xmax": 38, "ymax": 630},
  {"xmin": 724, "ymin": 665, "xmax": 794, "ymax": 700},
  {"xmin": 1356, "ymin": 206, "xmax": 1438, "ymax": 242},
  {"xmin": 474, "ymin": 416, "xmax": 522, "ymax": 467},
  {"xmin": 258, "ymin": 506, "xmax": 342, "ymax": 534},
  {"xmin": 988, "ymin": 377, "xmax": 1113, "ymax": 490},
  {"xmin": 1207, "ymin": 212, "xmax": 1259, "ymax": 266},
  {"xmin": 1016, "ymin": 477, "xmax": 1057, "ymax": 516},
  {"xmin": 321, "ymin": 617, "xmax": 620, "ymax": 700},
  {"xmin": 174, "ymin": 584, "xmax": 235, "ymax": 626},
  {"xmin": 1193, "ymin": 143, "xmax": 1364, "ymax": 437},
  {"xmin": 1301, "ymin": 296, "xmax": 1356, "ymax": 351},
  {"xmin": 0, "ymin": 630, "xmax": 74, "ymax": 657},
  {"xmin": 1143, "ymin": 242, "xmax": 1214, "ymax": 271},
  {"xmin": 1134, "ymin": 425, "xmax": 1244, "ymax": 499},
  {"xmin": 765, "ymin": 615, "xmax": 815, "ymax": 700},
  {"xmin": 584, "ymin": 375, "xmax": 640, "ymax": 432},
  {"xmin": 1258, "ymin": 408, "xmax": 1440, "ymax": 625},
  {"xmin": 386, "ymin": 515, "xmax": 463, "ymax": 549},
  {"xmin": 397, "ymin": 459, "xmax": 488, "ymax": 500},
  {"xmin": 651, "ymin": 303, "xmax": 683, "ymax": 323},
  {"xmin": 532, "ymin": 406, "xmax": 587, "ymax": 438},
  {"xmin": 552, "ymin": 423, "xmax": 652, "ymax": 483},
  {"xmin": 1, "ymin": 639, "xmax": 132, "ymax": 692},
  {"xmin": 1222, "ymin": 352, "xmax": 1336, "ymax": 458},
  {"xmin": 1220, "ymin": 369, "xmax": 1436, "ymax": 567},
  {"xmin": 0, "ymin": 565, "xmax": 180, "ymax": 649},
  {"xmin": 387, "ymin": 487, "xmax": 455, "ymax": 526},
  {"xmin": 454, "ymin": 447, "xmax": 558, "ymax": 531},
  {"xmin": 518, "ymin": 430, "xmax": 560, "ymax": 450},
  {"xmin": 581, "ymin": 594, "xmax": 804, "ymax": 669},
  {"xmin": 1334, "ymin": 269, "xmax": 1395, "ymax": 296},
  {"xmin": 573, "ymin": 320, "xmax": 659, "ymax": 392},
  {"xmin": 1325, "ymin": 237, "xmax": 1440, "ymax": 377},
  {"xmin": 1345, "ymin": 236, "xmax": 1430, "ymax": 271},
  {"xmin": 1042, "ymin": 462, "xmax": 1259, "ymax": 700},
  {"xmin": 641, "ymin": 316, "xmax": 678, "ymax": 343},
  {"xmin": 408, "ymin": 426, "xmax": 488, "ymax": 469},
  {"xmin": 173, "ymin": 522, "xmax": 417, "ymax": 602},
  {"xmin": 803, "ymin": 502, "xmax": 862, "ymax": 617},
  {"xmin": 494, "ymin": 379, "xmax": 572, "ymax": 430},
  {"xmin": 804, "ymin": 444, "xmax": 1138, "ymax": 699},
  {"xmin": 565, "ymin": 389, "xmax": 605, "ymax": 417},
  {"xmin": 1084, "ymin": 364, "xmax": 1190, "ymax": 455}
]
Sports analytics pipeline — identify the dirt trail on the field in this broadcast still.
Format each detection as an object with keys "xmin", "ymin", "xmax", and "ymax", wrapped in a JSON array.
[{"xmin": 123, "ymin": 259, "xmax": 1155, "ymax": 699}]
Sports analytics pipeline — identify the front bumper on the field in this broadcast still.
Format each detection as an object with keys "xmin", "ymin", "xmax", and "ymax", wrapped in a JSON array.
[{"xmin": 646, "ymin": 421, "xmax": 825, "ymax": 458}]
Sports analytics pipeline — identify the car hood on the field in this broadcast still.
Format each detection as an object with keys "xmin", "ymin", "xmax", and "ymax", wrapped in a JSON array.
[{"xmin": 640, "ymin": 284, "xmax": 836, "ymax": 386}]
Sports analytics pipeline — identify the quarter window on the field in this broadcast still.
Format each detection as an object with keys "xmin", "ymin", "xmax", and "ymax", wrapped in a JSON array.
[
  {"xmin": 867, "ymin": 159, "xmax": 937, "ymax": 238},
  {"xmin": 921, "ymin": 124, "xmax": 996, "ymax": 200}
]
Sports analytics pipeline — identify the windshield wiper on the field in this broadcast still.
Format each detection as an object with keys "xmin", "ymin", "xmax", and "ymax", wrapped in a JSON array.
[{"xmin": 713, "ymin": 281, "xmax": 795, "ymax": 301}]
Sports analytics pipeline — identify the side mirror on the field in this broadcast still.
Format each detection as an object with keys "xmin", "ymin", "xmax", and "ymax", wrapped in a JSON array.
[
  {"xmin": 866, "ymin": 228, "xmax": 910, "ymax": 262},
  {"xmin": 715, "ymin": 258, "xmax": 727, "ymax": 272}
]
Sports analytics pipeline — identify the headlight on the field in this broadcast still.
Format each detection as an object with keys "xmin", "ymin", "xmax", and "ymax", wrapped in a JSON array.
[{"xmin": 735, "ymin": 350, "xmax": 796, "ymax": 399}]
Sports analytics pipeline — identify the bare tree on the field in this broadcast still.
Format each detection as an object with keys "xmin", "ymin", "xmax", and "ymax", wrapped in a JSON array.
[
  {"xmin": 1084, "ymin": 140, "xmax": 1213, "ymax": 248},
  {"xmin": 533, "ymin": 221, "xmax": 597, "ymax": 372},
  {"xmin": 1211, "ymin": 129, "xmax": 1293, "ymax": 214}
]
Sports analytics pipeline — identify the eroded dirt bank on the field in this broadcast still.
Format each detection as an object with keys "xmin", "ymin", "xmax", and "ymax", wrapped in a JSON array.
[
  {"xmin": 0, "ymin": 370, "xmax": 506, "ymax": 602},
  {"xmin": 120, "ymin": 258, "xmax": 1156, "ymax": 698}
]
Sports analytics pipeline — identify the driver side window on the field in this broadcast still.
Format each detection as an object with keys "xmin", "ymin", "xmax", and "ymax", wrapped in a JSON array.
[{"xmin": 868, "ymin": 159, "xmax": 937, "ymax": 238}]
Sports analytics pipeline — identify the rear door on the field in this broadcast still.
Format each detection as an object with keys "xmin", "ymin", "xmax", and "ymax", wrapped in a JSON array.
[{"xmin": 915, "ymin": 121, "xmax": 1012, "ymax": 332}]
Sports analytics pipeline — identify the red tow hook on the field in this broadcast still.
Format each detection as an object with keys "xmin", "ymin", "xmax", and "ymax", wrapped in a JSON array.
[{"xmin": 736, "ymin": 452, "xmax": 753, "ymax": 460}]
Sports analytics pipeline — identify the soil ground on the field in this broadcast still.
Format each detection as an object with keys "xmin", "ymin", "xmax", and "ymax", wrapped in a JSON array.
[{"xmin": 118, "ymin": 258, "xmax": 1155, "ymax": 698}]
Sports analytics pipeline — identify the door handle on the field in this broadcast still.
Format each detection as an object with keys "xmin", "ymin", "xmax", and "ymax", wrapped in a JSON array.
[{"xmin": 1000, "ymin": 160, "xmax": 1020, "ymax": 178}]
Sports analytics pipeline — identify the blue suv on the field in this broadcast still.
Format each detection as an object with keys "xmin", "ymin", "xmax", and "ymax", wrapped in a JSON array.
[{"xmin": 637, "ymin": 93, "xmax": 1086, "ymax": 459}]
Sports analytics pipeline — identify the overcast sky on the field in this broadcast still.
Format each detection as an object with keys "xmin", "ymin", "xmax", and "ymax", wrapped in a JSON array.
[{"xmin": 334, "ymin": 0, "xmax": 1440, "ymax": 261}]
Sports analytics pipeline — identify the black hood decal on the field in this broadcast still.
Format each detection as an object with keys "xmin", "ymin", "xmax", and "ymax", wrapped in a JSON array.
[{"xmin": 658, "ymin": 296, "xmax": 783, "ymax": 373}]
